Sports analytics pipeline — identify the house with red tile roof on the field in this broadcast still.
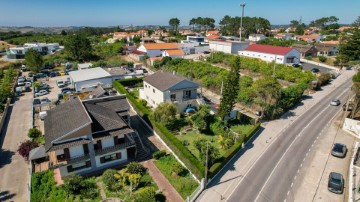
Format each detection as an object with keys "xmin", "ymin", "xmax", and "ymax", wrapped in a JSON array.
[
  {"xmin": 137, "ymin": 43, "xmax": 179, "ymax": 57},
  {"xmin": 239, "ymin": 44, "xmax": 300, "ymax": 64},
  {"xmin": 162, "ymin": 49, "xmax": 185, "ymax": 59},
  {"xmin": 206, "ymin": 30, "xmax": 220, "ymax": 36},
  {"xmin": 295, "ymin": 34, "xmax": 323, "ymax": 43}
]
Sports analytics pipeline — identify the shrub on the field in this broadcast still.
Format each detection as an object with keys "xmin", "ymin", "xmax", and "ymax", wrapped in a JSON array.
[
  {"xmin": 172, "ymin": 162, "xmax": 187, "ymax": 176},
  {"xmin": 138, "ymin": 99, "xmax": 148, "ymax": 108},
  {"xmin": 317, "ymin": 73, "xmax": 331, "ymax": 86},
  {"xmin": 63, "ymin": 175, "xmax": 84, "ymax": 195},
  {"xmin": 153, "ymin": 150, "xmax": 166, "ymax": 160},
  {"xmin": 102, "ymin": 169, "xmax": 119, "ymax": 191},
  {"xmin": 28, "ymin": 128, "xmax": 42, "ymax": 139},
  {"xmin": 117, "ymin": 77, "xmax": 143, "ymax": 87},
  {"xmin": 318, "ymin": 56, "xmax": 327, "ymax": 63},
  {"xmin": 127, "ymin": 162, "xmax": 146, "ymax": 176},
  {"xmin": 18, "ymin": 140, "xmax": 39, "ymax": 160},
  {"xmin": 134, "ymin": 187, "xmax": 156, "ymax": 202},
  {"xmin": 305, "ymin": 56, "xmax": 313, "ymax": 60}
]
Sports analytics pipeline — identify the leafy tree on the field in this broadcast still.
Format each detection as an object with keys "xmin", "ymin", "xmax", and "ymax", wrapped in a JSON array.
[
  {"xmin": 353, "ymin": 16, "xmax": 360, "ymax": 27},
  {"xmin": 28, "ymin": 128, "xmax": 42, "ymax": 139},
  {"xmin": 134, "ymin": 187, "xmax": 156, "ymax": 202},
  {"xmin": 114, "ymin": 169, "xmax": 129, "ymax": 187},
  {"xmin": 295, "ymin": 24, "xmax": 305, "ymax": 35},
  {"xmin": 190, "ymin": 105, "xmax": 212, "ymax": 130},
  {"xmin": 126, "ymin": 162, "xmax": 146, "ymax": 176},
  {"xmin": 218, "ymin": 56, "xmax": 240, "ymax": 120},
  {"xmin": 189, "ymin": 18, "xmax": 197, "ymax": 30},
  {"xmin": 128, "ymin": 173, "xmax": 142, "ymax": 190},
  {"xmin": 63, "ymin": 175, "xmax": 83, "ymax": 195},
  {"xmin": 102, "ymin": 169, "xmax": 119, "ymax": 191},
  {"xmin": 172, "ymin": 161, "xmax": 186, "ymax": 176},
  {"xmin": 25, "ymin": 49, "xmax": 43, "ymax": 72},
  {"xmin": 169, "ymin": 18, "xmax": 180, "ymax": 34},
  {"xmin": 318, "ymin": 56, "xmax": 327, "ymax": 63},
  {"xmin": 153, "ymin": 102, "xmax": 177, "ymax": 126},
  {"xmin": 65, "ymin": 34, "xmax": 92, "ymax": 62},
  {"xmin": 219, "ymin": 15, "xmax": 270, "ymax": 37},
  {"xmin": 194, "ymin": 139, "xmax": 219, "ymax": 166},
  {"xmin": 290, "ymin": 20, "xmax": 299, "ymax": 28},
  {"xmin": 338, "ymin": 29, "xmax": 360, "ymax": 61},
  {"xmin": 61, "ymin": 30, "xmax": 67, "ymax": 35},
  {"xmin": 18, "ymin": 140, "xmax": 39, "ymax": 160}
]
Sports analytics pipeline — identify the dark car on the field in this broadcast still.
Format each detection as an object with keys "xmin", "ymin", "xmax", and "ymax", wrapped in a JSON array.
[
  {"xmin": 292, "ymin": 64, "xmax": 301, "ymax": 67},
  {"xmin": 35, "ymin": 73, "xmax": 46, "ymax": 78},
  {"xmin": 328, "ymin": 172, "xmax": 344, "ymax": 194},
  {"xmin": 311, "ymin": 68, "xmax": 320, "ymax": 73},
  {"xmin": 331, "ymin": 143, "xmax": 347, "ymax": 158},
  {"xmin": 61, "ymin": 87, "xmax": 74, "ymax": 93},
  {"xmin": 28, "ymin": 72, "xmax": 33, "ymax": 77},
  {"xmin": 49, "ymin": 72, "xmax": 56, "ymax": 77},
  {"xmin": 33, "ymin": 98, "xmax": 41, "ymax": 105}
]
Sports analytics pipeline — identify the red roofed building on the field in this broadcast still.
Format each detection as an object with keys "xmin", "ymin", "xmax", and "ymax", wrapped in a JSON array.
[{"xmin": 239, "ymin": 44, "xmax": 300, "ymax": 64}]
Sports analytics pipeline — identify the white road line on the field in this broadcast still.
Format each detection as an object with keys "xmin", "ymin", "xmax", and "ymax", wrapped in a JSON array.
[
  {"xmin": 291, "ymin": 182, "xmax": 294, "ymax": 187},
  {"xmin": 253, "ymin": 105, "xmax": 331, "ymax": 202},
  {"xmin": 300, "ymin": 163, "xmax": 303, "ymax": 167},
  {"xmin": 294, "ymin": 176, "xmax": 297, "ymax": 180}
]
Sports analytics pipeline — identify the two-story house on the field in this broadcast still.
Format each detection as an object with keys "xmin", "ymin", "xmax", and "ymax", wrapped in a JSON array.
[
  {"xmin": 31, "ymin": 95, "xmax": 148, "ymax": 178},
  {"xmin": 139, "ymin": 71, "xmax": 200, "ymax": 112}
]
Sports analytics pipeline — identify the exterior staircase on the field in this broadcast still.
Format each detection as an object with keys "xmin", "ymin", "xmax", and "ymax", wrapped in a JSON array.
[{"xmin": 132, "ymin": 133, "xmax": 151, "ymax": 161}]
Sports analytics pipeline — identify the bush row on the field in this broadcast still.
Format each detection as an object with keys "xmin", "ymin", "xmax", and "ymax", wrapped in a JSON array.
[
  {"xmin": 114, "ymin": 80, "xmax": 205, "ymax": 179},
  {"xmin": 118, "ymin": 77, "xmax": 144, "ymax": 87},
  {"xmin": 208, "ymin": 122, "xmax": 261, "ymax": 178}
]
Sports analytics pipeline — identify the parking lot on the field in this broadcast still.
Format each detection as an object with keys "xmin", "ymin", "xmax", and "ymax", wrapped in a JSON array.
[{"xmin": 300, "ymin": 61, "xmax": 334, "ymax": 74}]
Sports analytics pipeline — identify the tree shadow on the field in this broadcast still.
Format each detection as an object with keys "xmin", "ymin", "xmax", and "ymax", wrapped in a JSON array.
[
  {"xmin": 0, "ymin": 106, "xmax": 15, "ymax": 168},
  {"xmin": 0, "ymin": 148, "xmax": 15, "ymax": 168},
  {"xmin": 0, "ymin": 190, "xmax": 16, "ymax": 201}
]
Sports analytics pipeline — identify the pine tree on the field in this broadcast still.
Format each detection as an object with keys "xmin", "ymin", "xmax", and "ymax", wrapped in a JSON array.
[{"xmin": 218, "ymin": 56, "xmax": 241, "ymax": 120}]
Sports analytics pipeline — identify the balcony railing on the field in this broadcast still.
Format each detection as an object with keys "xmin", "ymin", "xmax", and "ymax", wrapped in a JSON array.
[
  {"xmin": 95, "ymin": 141, "xmax": 135, "ymax": 156},
  {"xmin": 67, "ymin": 154, "xmax": 90, "ymax": 164}
]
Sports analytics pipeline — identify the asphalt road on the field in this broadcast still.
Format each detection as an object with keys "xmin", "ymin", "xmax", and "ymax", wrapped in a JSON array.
[
  {"xmin": 301, "ymin": 62, "xmax": 333, "ymax": 73},
  {"xmin": 226, "ymin": 78, "xmax": 352, "ymax": 202},
  {"xmin": 0, "ymin": 91, "xmax": 33, "ymax": 202}
]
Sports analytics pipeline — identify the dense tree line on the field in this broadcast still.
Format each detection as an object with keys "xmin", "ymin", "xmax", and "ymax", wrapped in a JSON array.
[
  {"xmin": 219, "ymin": 15, "xmax": 271, "ymax": 37},
  {"xmin": 189, "ymin": 17, "xmax": 215, "ymax": 31}
]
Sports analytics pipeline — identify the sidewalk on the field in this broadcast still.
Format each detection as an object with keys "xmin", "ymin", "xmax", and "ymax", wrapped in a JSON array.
[
  {"xmin": 197, "ymin": 69, "xmax": 356, "ymax": 202},
  {"xmin": 141, "ymin": 160, "xmax": 183, "ymax": 202}
]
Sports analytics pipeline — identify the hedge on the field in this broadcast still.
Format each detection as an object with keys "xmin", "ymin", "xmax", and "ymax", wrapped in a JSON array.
[
  {"xmin": 117, "ymin": 77, "xmax": 144, "ymax": 87},
  {"xmin": 114, "ymin": 80, "xmax": 205, "ymax": 179},
  {"xmin": 208, "ymin": 122, "xmax": 261, "ymax": 178}
]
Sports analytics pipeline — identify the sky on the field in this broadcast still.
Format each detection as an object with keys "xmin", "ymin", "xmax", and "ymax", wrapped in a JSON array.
[{"xmin": 0, "ymin": 0, "xmax": 359, "ymax": 27}]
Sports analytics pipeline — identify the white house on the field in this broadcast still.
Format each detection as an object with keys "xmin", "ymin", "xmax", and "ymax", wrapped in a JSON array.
[
  {"xmin": 295, "ymin": 34, "xmax": 323, "ymax": 43},
  {"xmin": 274, "ymin": 33, "xmax": 294, "ymax": 40},
  {"xmin": 248, "ymin": 34, "xmax": 266, "ymax": 42},
  {"xmin": 137, "ymin": 43, "xmax": 178, "ymax": 57},
  {"xmin": 186, "ymin": 35, "xmax": 205, "ymax": 43},
  {"xmin": 8, "ymin": 42, "xmax": 60, "ymax": 59},
  {"xmin": 209, "ymin": 40, "xmax": 249, "ymax": 54},
  {"xmin": 139, "ymin": 71, "xmax": 200, "ymax": 112},
  {"xmin": 178, "ymin": 41, "xmax": 209, "ymax": 54},
  {"xmin": 69, "ymin": 67, "xmax": 112, "ymax": 92},
  {"xmin": 239, "ymin": 44, "xmax": 300, "ymax": 64},
  {"xmin": 162, "ymin": 49, "xmax": 185, "ymax": 59}
]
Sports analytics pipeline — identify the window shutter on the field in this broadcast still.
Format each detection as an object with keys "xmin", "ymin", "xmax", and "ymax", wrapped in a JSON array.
[
  {"xmin": 64, "ymin": 148, "xmax": 70, "ymax": 159},
  {"xmin": 67, "ymin": 165, "xmax": 73, "ymax": 173},
  {"xmin": 97, "ymin": 140, "xmax": 102, "ymax": 150},
  {"xmin": 100, "ymin": 156, "xmax": 105, "ymax": 163},
  {"xmin": 116, "ymin": 152, "xmax": 122, "ymax": 159},
  {"xmin": 113, "ymin": 136, "xmax": 118, "ymax": 145},
  {"xmin": 83, "ymin": 144, "xmax": 89, "ymax": 154},
  {"xmin": 86, "ymin": 160, "xmax": 91, "ymax": 168}
]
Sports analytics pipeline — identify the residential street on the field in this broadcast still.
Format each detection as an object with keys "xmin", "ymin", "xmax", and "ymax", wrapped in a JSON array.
[
  {"xmin": 0, "ymin": 92, "xmax": 32, "ymax": 202},
  {"xmin": 197, "ymin": 69, "xmax": 355, "ymax": 202}
]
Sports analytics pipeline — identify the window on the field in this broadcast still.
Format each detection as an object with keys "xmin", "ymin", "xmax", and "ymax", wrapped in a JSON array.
[
  {"xmin": 184, "ymin": 90, "xmax": 191, "ymax": 98},
  {"xmin": 100, "ymin": 153, "xmax": 121, "ymax": 164},
  {"xmin": 153, "ymin": 89, "xmax": 155, "ymax": 93},
  {"xmin": 170, "ymin": 94, "xmax": 176, "ymax": 101},
  {"xmin": 67, "ymin": 161, "xmax": 91, "ymax": 172},
  {"xmin": 145, "ymin": 84, "xmax": 147, "ymax": 88}
]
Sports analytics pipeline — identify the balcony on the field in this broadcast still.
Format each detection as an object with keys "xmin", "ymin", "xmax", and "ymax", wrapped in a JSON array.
[
  {"xmin": 50, "ymin": 154, "xmax": 90, "ymax": 168},
  {"xmin": 95, "ymin": 141, "xmax": 135, "ymax": 156}
]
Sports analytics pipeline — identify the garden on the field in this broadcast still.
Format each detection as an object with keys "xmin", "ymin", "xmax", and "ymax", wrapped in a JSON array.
[{"xmin": 31, "ymin": 162, "xmax": 165, "ymax": 202}]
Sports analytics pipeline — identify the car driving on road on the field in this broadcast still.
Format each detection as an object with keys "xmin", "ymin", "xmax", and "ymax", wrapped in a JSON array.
[{"xmin": 330, "ymin": 99, "xmax": 340, "ymax": 106}]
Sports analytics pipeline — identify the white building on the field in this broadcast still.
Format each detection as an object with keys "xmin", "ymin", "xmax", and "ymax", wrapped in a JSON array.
[
  {"xmin": 8, "ymin": 42, "xmax": 60, "ymax": 59},
  {"xmin": 239, "ymin": 44, "xmax": 300, "ymax": 64},
  {"xmin": 186, "ymin": 35, "xmax": 205, "ymax": 43},
  {"xmin": 69, "ymin": 67, "xmax": 112, "ymax": 92},
  {"xmin": 77, "ymin": 63, "xmax": 93, "ymax": 70},
  {"xmin": 178, "ymin": 41, "xmax": 209, "ymax": 54},
  {"xmin": 274, "ymin": 33, "xmax": 294, "ymax": 40},
  {"xmin": 209, "ymin": 40, "xmax": 249, "ymax": 54},
  {"xmin": 137, "ymin": 43, "xmax": 178, "ymax": 57},
  {"xmin": 139, "ymin": 71, "xmax": 200, "ymax": 112},
  {"xmin": 248, "ymin": 34, "xmax": 266, "ymax": 42}
]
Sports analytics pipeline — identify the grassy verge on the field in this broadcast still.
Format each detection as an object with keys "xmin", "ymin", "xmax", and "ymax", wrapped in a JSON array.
[{"xmin": 154, "ymin": 155, "xmax": 199, "ymax": 199}]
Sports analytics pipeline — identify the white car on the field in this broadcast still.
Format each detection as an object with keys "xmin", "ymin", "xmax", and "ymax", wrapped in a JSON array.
[
  {"xmin": 330, "ymin": 99, "xmax": 340, "ymax": 106},
  {"xmin": 35, "ymin": 90, "xmax": 49, "ymax": 97},
  {"xmin": 25, "ymin": 82, "xmax": 32, "ymax": 87},
  {"xmin": 40, "ymin": 97, "xmax": 51, "ymax": 105},
  {"xmin": 56, "ymin": 80, "xmax": 65, "ymax": 88}
]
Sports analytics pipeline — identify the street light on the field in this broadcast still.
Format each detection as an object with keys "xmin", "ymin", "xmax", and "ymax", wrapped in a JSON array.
[{"xmin": 240, "ymin": 2, "xmax": 246, "ymax": 42}]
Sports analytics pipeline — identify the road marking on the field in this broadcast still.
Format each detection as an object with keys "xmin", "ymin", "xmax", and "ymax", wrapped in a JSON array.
[
  {"xmin": 253, "ymin": 105, "xmax": 331, "ymax": 202},
  {"xmin": 294, "ymin": 176, "xmax": 297, "ymax": 180},
  {"xmin": 226, "ymin": 83, "xmax": 351, "ymax": 202},
  {"xmin": 291, "ymin": 182, "xmax": 294, "ymax": 187},
  {"xmin": 287, "ymin": 191, "xmax": 290, "ymax": 196}
]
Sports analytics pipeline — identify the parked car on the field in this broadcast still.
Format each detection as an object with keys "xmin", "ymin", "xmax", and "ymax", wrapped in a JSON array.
[
  {"xmin": 24, "ymin": 86, "xmax": 32, "ymax": 92},
  {"xmin": 25, "ymin": 82, "xmax": 32, "ymax": 87},
  {"xmin": 35, "ymin": 73, "xmax": 46, "ymax": 79},
  {"xmin": 21, "ymin": 65, "xmax": 27, "ymax": 72},
  {"xmin": 59, "ymin": 71, "xmax": 66, "ymax": 76},
  {"xmin": 330, "ymin": 99, "xmax": 341, "ymax": 106},
  {"xmin": 33, "ymin": 98, "xmax": 41, "ymax": 105},
  {"xmin": 56, "ymin": 80, "xmax": 65, "ymax": 88},
  {"xmin": 26, "ymin": 77, "xmax": 32, "ymax": 82},
  {"xmin": 311, "ymin": 68, "xmax": 320, "ymax": 73},
  {"xmin": 40, "ymin": 97, "xmax": 51, "ymax": 105},
  {"xmin": 49, "ymin": 72, "xmax": 57, "ymax": 77},
  {"xmin": 35, "ymin": 90, "xmax": 49, "ymax": 97},
  {"xmin": 331, "ymin": 143, "xmax": 347, "ymax": 158},
  {"xmin": 28, "ymin": 72, "xmax": 33, "ymax": 77},
  {"xmin": 17, "ymin": 79, "xmax": 25, "ymax": 86},
  {"xmin": 61, "ymin": 87, "xmax": 74, "ymax": 93},
  {"xmin": 15, "ymin": 87, "xmax": 22, "ymax": 96},
  {"xmin": 328, "ymin": 172, "xmax": 344, "ymax": 194},
  {"xmin": 292, "ymin": 63, "xmax": 301, "ymax": 67},
  {"xmin": 40, "ymin": 111, "xmax": 47, "ymax": 120}
]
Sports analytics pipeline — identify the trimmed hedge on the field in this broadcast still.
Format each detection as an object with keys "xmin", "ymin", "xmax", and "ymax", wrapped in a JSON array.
[
  {"xmin": 114, "ymin": 80, "xmax": 205, "ymax": 179},
  {"xmin": 208, "ymin": 122, "xmax": 261, "ymax": 178},
  {"xmin": 117, "ymin": 77, "xmax": 144, "ymax": 87}
]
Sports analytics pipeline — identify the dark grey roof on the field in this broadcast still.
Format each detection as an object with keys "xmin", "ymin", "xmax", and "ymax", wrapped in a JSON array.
[
  {"xmin": 48, "ymin": 139, "xmax": 92, "ymax": 152},
  {"xmin": 29, "ymin": 145, "xmax": 47, "ymax": 160},
  {"xmin": 84, "ymin": 103, "xmax": 127, "ymax": 132},
  {"xmin": 83, "ymin": 95, "xmax": 130, "ymax": 113},
  {"xmin": 143, "ymin": 71, "xmax": 199, "ymax": 91},
  {"xmin": 83, "ymin": 86, "xmax": 106, "ymax": 100},
  {"xmin": 292, "ymin": 44, "xmax": 315, "ymax": 53},
  {"xmin": 45, "ymin": 98, "xmax": 92, "ymax": 151}
]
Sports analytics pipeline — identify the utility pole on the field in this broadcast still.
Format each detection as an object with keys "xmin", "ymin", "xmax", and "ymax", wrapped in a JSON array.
[
  {"xmin": 239, "ymin": 2, "xmax": 246, "ymax": 42},
  {"xmin": 220, "ymin": 79, "xmax": 224, "ymax": 97},
  {"xmin": 205, "ymin": 141, "xmax": 209, "ymax": 184},
  {"xmin": 273, "ymin": 55, "xmax": 277, "ymax": 78}
]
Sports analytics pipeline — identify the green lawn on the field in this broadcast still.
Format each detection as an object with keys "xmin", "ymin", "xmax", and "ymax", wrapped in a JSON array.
[
  {"xmin": 176, "ymin": 130, "xmax": 226, "ymax": 159},
  {"xmin": 154, "ymin": 155, "xmax": 199, "ymax": 199}
]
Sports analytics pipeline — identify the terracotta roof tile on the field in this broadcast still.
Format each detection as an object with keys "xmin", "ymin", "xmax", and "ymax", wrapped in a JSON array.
[
  {"xmin": 244, "ymin": 44, "xmax": 293, "ymax": 55},
  {"xmin": 143, "ymin": 43, "xmax": 178, "ymax": 50},
  {"xmin": 165, "ymin": 49, "xmax": 184, "ymax": 56}
]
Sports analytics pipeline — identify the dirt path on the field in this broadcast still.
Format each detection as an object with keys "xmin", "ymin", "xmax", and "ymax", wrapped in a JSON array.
[
  {"xmin": 141, "ymin": 160, "xmax": 183, "ymax": 202},
  {"xmin": 96, "ymin": 178, "xmax": 107, "ymax": 200}
]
